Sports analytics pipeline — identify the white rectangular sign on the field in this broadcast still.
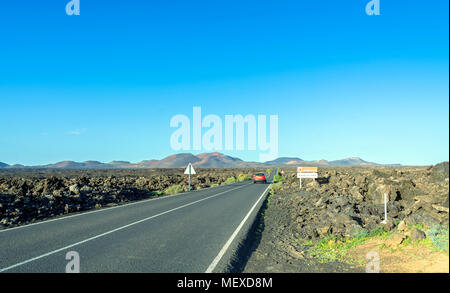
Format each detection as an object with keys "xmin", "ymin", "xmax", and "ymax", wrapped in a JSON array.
[{"xmin": 297, "ymin": 172, "xmax": 318, "ymax": 179}]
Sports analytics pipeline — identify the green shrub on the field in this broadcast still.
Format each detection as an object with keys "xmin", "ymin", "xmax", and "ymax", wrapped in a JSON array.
[
  {"xmin": 353, "ymin": 228, "xmax": 369, "ymax": 239},
  {"xmin": 150, "ymin": 190, "xmax": 164, "ymax": 197},
  {"xmin": 224, "ymin": 177, "xmax": 237, "ymax": 184},
  {"xmin": 237, "ymin": 174, "xmax": 251, "ymax": 182},
  {"xmin": 368, "ymin": 225, "xmax": 387, "ymax": 237},
  {"xmin": 409, "ymin": 223, "xmax": 426, "ymax": 231},
  {"xmin": 307, "ymin": 234, "xmax": 345, "ymax": 263},
  {"xmin": 306, "ymin": 226, "xmax": 394, "ymax": 264},
  {"xmin": 427, "ymin": 224, "xmax": 449, "ymax": 252},
  {"xmin": 164, "ymin": 184, "xmax": 183, "ymax": 195},
  {"xmin": 269, "ymin": 182, "xmax": 282, "ymax": 195},
  {"xmin": 273, "ymin": 174, "xmax": 284, "ymax": 183}
]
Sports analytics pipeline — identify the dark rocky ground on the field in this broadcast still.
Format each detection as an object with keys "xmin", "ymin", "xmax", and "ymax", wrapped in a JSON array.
[
  {"xmin": 243, "ymin": 162, "xmax": 449, "ymax": 272},
  {"xmin": 1, "ymin": 164, "xmax": 448, "ymax": 272},
  {"xmin": 243, "ymin": 190, "xmax": 362, "ymax": 273},
  {"xmin": 0, "ymin": 168, "xmax": 259, "ymax": 229}
]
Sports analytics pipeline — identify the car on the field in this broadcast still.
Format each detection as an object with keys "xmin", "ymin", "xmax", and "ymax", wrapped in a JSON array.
[{"xmin": 253, "ymin": 172, "xmax": 267, "ymax": 184}]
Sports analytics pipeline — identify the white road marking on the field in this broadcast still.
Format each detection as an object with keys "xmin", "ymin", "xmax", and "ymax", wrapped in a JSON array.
[
  {"xmin": 0, "ymin": 181, "xmax": 249, "ymax": 234},
  {"xmin": 0, "ymin": 183, "xmax": 250, "ymax": 273},
  {"xmin": 205, "ymin": 184, "xmax": 271, "ymax": 273}
]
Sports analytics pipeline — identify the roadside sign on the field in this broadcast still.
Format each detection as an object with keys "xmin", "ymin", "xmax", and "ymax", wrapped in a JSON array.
[
  {"xmin": 297, "ymin": 172, "xmax": 318, "ymax": 179},
  {"xmin": 184, "ymin": 163, "xmax": 196, "ymax": 191},
  {"xmin": 184, "ymin": 163, "xmax": 196, "ymax": 175},
  {"xmin": 297, "ymin": 167, "xmax": 317, "ymax": 173},
  {"xmin": 297, "ymin": 166, "xmax": 318, "ymax": 189}
]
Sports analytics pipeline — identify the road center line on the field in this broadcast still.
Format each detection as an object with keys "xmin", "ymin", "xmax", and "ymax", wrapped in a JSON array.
[
  {"xmin": 205, "ymin": 184, "xmax": 271, "ymax": 273},
  {"xmin": 0, "ymin": 183, "xmax": 250, "ymax": 273}
]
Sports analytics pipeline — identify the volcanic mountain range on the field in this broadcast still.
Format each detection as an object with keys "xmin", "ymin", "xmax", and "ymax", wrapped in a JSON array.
[{"xmin": 0, "ymin": 152, "xmax": 398, "ymax": 169}]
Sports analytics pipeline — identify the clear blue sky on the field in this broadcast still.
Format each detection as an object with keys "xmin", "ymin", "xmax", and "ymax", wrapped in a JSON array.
[{"xmin": 0, "ymin": 0, "xmax": 448, "ymax": 166}]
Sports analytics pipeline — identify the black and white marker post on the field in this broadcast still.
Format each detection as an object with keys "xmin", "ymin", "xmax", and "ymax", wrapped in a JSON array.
[
  {"xmin": 381, "ymin": 192, "xmax": 388, "ymax": 224},
  {"xmin": 184, "ymin": 163, "xmax": 196, "ymax": 192}
]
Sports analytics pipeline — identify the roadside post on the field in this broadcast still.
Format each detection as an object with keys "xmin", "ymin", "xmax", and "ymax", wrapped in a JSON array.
[
  {"xmin": 297, "ymin": 167, "xmax": 318, "ymax": 189},
  {"xmin": 184, "ymin": 163, "xmax": 196, "ymax": 192},
  {"xmin": 381, "ymin": 192, "xmax": 387, "ymax": 224}
]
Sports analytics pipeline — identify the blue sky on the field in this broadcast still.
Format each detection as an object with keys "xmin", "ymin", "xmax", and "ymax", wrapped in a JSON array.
[{"xmin": 0, "ymin": 0, "xmax": 448, "ymax": 166}]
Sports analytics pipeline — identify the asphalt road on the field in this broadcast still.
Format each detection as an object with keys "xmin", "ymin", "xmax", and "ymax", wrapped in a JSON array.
[{"xmin": 0, "ymin": 173, "xmax": 273, "ymax": 273}]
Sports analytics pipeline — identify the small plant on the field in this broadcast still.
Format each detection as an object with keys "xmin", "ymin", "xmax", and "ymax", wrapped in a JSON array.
[
  {"xmin": 237, "ymin": 174, "xmax": 251, "ymax": 182},
  {"xmin": 224, "ymin": 176, "xmax": 237, "ymax": 185},
  {"xmin": 307, "ymin": 234, "xmax": 348, "ymax": 263},
  {"xmin": 273, "ymin": 174, "xmax": 284, "ymax": 183},
  {"xmin": 427, "ymin": 224, "xmax": 449, "ymax": 252},
  {"xmin": 353, "ymin": 228, "xmax": 369, "ymax": 239},
  {"xmin": 269, "ymin": 182, "xmax": 282, "ymax": 195},
  {"xmin": 401, "ymin": 236, "xmax": 412, "ymax": 246},
  {"xmin": 163, "ymin": 184, "xmax": 183, "ymax": 195},
  {"xmin": 378, "ymin": 243, "xmax": 388, "ymax": 250},
  {"xmin": 409, "ymin": 223, "xmax": 427, "ymax": 231},
  {"xmin": 150, "ymin": 190, "xmax": 164, "ymax": 197},
  {"xmin": 368, "ymin": 225, "xmax": 387, "ymax": 238},
  {"xmin": 302, "ymin": 239, "xmax": 314, "ymax": 246}
]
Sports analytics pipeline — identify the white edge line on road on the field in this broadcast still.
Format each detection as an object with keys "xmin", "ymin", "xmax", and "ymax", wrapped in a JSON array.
[
  {"xmin": 205, "ymin": 183, "xmax": 271, "ymax": 273},
  {"xmin": 0, "ymin": 183, "xmax": 250, "ymax": 273},
  {"xmin": 0, "ymin": 181, "xmax": 251, "ymax": 234}
]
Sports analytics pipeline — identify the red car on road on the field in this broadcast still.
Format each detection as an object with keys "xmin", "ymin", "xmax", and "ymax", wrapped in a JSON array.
[{"xmin": 253, "ymin": 172, "xmax": 267, "ymax": 184}]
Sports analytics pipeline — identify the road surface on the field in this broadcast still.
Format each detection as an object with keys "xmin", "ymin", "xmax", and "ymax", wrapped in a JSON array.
[{"xmin": 0, "ymin": 173, "xmax": 273, "ymax": 273}]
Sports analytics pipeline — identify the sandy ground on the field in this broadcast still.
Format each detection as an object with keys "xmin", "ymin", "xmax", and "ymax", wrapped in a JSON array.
[{"xmin": 347, "ymin": 238, "xmax": 449, "ymax": 273}]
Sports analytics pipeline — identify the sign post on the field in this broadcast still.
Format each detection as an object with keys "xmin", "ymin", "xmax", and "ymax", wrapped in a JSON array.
[
  {"xmin": 297, "ymin": 167, "xmax": 318, "ymax": 189},
  {"xmin": 381, "ymin": 192, "xmax": 387, "ymax": 224},
  {"xmin": 298, "ymin": 167, "xmax": 302, "ymax": 188},
  {"xmin": 184, "ymin": 163, "xmax": 196, "ymax": 191}
]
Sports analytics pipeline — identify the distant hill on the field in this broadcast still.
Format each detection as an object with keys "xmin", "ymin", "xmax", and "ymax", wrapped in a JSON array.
[
  {"xmin": 1, "ymin": 153, "xmax": 396, "ymax": 169},
  {"xmin": 264, "ymin": 157, "xmax": 303, "ymax": 165},
  {"xmin": 133, "ymin": 159, "xmax": 159, "ymax": 168},
  {"xmin": 108, "ymin": 161, "xmax": 131, "ymax": 166},
  {"xmin": 143, "ymin": 153, "xmax": 201, "ymax": 168},
  {"xmin": 264, "ymin": 157, "xmax": 379, "ymax": 167},
  {"xmin": 41, "ymin": 161, "xmax": 108, "ymax": 169},
  {"xmin": 9, "ymin": 164, "xmax": 26, "ymax": 168},
  {"xmin": 195, "ymin": 152, "xmax": 244, "ymax": 167},
  {"xmin": 328, "ymin": 157, "xmax": 378, "ymax": 166}
]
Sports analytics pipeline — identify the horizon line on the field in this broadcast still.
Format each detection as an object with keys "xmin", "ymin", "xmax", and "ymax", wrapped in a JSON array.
[{"xmin": 1, "ymin": 152, "xmax": 446, "ymax": 167}]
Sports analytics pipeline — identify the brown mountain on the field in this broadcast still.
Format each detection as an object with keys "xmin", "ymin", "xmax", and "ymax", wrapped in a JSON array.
[
  {"xmin": 194, "ymin": 152, "xmax": 245, "ymax": 167},
  {"xmin": 42, "ymin": 161, "xmax": 109, "ymax": 169},
  {"xmin": 265, "ymin": 157, "xmax": 379, "ymax": 167},
  {"xmin": 142, "ymin": 153, "xmax": 201, "ymax": 168},
  {"xmin": 329, "ymin": 157, "xmax": 378, "ymax": 166},
  {"xmin": 264, "ymin": 157, "xmax": 303, "ymax": 165},
  {"xmin": 1, "ymin": 153, "xmax": 391, "ymax": 169}
]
